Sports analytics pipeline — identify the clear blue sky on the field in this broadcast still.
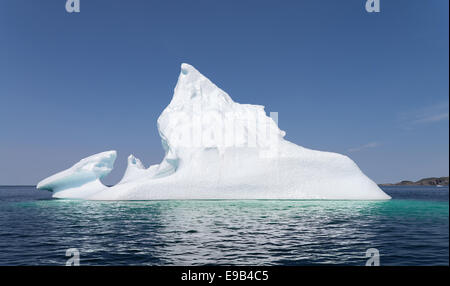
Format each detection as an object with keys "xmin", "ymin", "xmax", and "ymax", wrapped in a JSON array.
[{"xmin": 0, "ymin": 0, "xmax": 448, "ymax": 185}]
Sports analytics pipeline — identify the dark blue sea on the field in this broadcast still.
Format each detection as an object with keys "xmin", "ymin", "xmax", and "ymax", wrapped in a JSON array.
[{"xmin": 0, "ymin": 186, "xmax": 448, "ymax": 265}]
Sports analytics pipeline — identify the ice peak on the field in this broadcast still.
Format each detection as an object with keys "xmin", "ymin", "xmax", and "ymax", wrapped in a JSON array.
[
  {"xmin": 169, "ymin": 63, "xmax": 233, "ymax": 108},
  {"xmin": 117, "ymin": 154, "xmax": 147, "ymax": 185},
  {"xmin": 127, "ymin": 154, "xmax": 145, "ymax": 169},
  {"xmin": 180, "ymin": 63, "xmax": 198, "ymax": 75},
  {"xmin": 179, "ymin": 63, "xmax": 205, "ymax": 83}
]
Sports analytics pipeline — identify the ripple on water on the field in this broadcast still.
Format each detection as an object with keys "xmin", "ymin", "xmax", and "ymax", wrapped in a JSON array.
[{"xmin": 0, "ymin": 186, "xmax": 448, "ymax": 265}]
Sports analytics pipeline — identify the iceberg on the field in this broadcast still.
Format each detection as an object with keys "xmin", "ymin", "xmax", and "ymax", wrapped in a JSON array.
[{"xmin": 37, "ymin": 63, "xmax": 391, "ymax": 200}]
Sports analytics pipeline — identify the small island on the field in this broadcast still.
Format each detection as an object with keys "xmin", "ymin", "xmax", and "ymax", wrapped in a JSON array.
[{"xmin": 380, "ymin": 176, "xmax": 449, "ymax": 186}]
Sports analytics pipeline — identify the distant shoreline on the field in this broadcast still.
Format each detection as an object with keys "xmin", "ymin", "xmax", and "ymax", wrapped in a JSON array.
[{"xmin": 380, "ymin": 176, "xmax": 449, "ymax": 186}]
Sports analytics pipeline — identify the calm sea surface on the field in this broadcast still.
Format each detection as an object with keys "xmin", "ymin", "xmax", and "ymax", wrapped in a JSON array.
[{"xmin": 0, "ymin": 186, "xmax": 448, "ymax": 265}]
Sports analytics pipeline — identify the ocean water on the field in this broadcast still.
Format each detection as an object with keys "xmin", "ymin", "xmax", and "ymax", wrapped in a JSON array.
[{"xmin": 0, "ymin": 186, "xmax": 448, "ymax": 266}]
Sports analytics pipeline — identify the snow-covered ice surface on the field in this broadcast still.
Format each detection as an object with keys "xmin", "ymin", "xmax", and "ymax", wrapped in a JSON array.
[{"xmin": 37, "ymin": 64, "xmax": 390, "ymax": 200}]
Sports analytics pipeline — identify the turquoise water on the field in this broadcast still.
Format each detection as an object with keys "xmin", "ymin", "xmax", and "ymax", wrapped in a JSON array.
[{"xmin": 0, "ymin": 186, "xmax": 448, "ymax": 265}]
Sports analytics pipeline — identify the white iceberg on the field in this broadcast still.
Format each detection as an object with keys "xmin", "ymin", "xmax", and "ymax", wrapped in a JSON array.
[{"xmin": 37, "ymin": 64, "xmax": 390, "ymax": 200}]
